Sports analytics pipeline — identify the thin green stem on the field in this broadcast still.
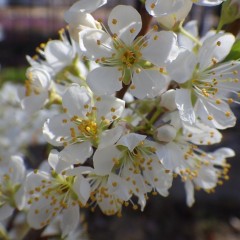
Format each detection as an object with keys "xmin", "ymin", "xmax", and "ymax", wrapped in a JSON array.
[
  {"xmin": 149, "ymin": 107, "xmax": 163, "ymax": 125},
  {"xmin": 179, "ymin": 23, "xmax": 202, "ymax": 47}
]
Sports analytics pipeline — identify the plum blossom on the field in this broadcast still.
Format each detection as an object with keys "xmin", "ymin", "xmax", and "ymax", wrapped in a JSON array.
[
  {"xmin": 167, "ymin": 32, "xmax": 240, "ymax": 129},
  {"xmin": 20, "ymin": 67, "xmax": 52, "ymax": 113},
  {"xmin": 0, "ymin": 156, "xmax": 26, "ymax": 221},
  {"xmin": 43, "ymin": 84, "xmax": 125, "ymax": 165},
  {"xmin": 154, "ymin": 112, "xmax": 233, "ymax": 205},
  {"xmin": 64, "ymin": 0, "xmax": 106, "ymax": 42},
  {"xmin": 26, "ymin": 150, "xmax": 90, "ymax": 236},
  {"xmin": 93, "ymin": 133, "xmax": 173, "ymax": 211},
  {"xmin": 79, "ymin": 5, "xmax": 178, "ymax": 98}
]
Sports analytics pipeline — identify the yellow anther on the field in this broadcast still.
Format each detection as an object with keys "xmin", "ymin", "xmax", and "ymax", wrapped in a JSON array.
[
  {"xmin": 112, "ymin": 18, "xmax": 117, "ymax": 24},
  {"xmin": 130, "ymin": 28, "xmax": 136, "ymax": 33},
  {"xmin": 150, "ymin": 3, "xmax": 156, "ymax": 9},
  {"xmin": 208, "ymin": 115, "xmax": 213, "ymax": 121}
]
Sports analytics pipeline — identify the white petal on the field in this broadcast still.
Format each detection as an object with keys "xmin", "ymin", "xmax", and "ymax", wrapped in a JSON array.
[
  {"xmin": 67, "ymin": 0, "xmax": 107, "ymax": 13},
  {"xmin": 14, "ymin": 185, "xmax": 26, "ymax": 210},
  {"xmin": 145, "ymin": 0, "xmax": 187, "ymax": 17},
  {"xmin": 99, "ymin": 126, "xmax": 124, "ymax": 149},
  {"xmin": 195, "ymin": 97, "xmax": 236, "ymax": 129},
  {"xmin": 21, "ymin": 92, "xmax": 48, "ymax": 114},
  {"xmin": 194, "ymin": 166, "xmax": 217, "ymax": 189},
  {"xmin": 108, "ymin": 174, "xmax": 131, "ymax": 201},
  {"xmin": 48, "ymin": 149, "xmax": 71, "ymax": 173},
  {"xmin": 87, "ymin": 67, "xmax": 122, "ymax": 95},
  {"xmin": 0, "ymin": 204, "xmax": 14, "ymax": 221},
  {"xmin": 175, "ymin": 89, "xmax": 196, "ymax": 125},
  {"xmin": 156, "ymin": 142, "xmax": 187, "ymax": 171},
  {"xmin": 9, "ymin": 155, "xmax": 25, "ymax": 183},
  {"xmin": 108, "ymin": 5, "xmax": 142, "ymax": 45},
  {"xmin": 45, "ymin": 40, "xmax": 73, "ymax": 71},
  {"xmin": 142, "ymin": 31, "xmax": 178, "ymax": 66},
  {"xmin": 65, "ymin": 12, "xmax": 98, "ymax": 41},
  {"xmin": 117, "ymin": 133, "xmax": 146, "ymax": 152},
  {"xmin": 62, "ymin": 84, "xmax": 91, "ymax": 118},
  {"xmin": 96, "ymin": 95, "xmax": 125, "ymax": 122},
  {"xmin": 195, "ymin": 0, "xmax": 223, "ymax": 6},
  {"xmin": 183, "ymin": 121, "xmax": 222, "ymax": 145},
  {"xmin": 61, "ymin": 205, "xmax": 80, "ymax": 237},
  {"xmin": 25, "ymin": 171, "xmax": 50, "ymax": 191},
  {"xmin": 184, "ymin": 180, "xmax": 195, "ymax": 207},
  {"xmin": 60, "ymin": 142, "xmax": 93, "ymax": 164},
  {"xmin": 93, "ymin": 145, "xmax": 121, "ymax": 175},
  {"xmin": 43, "ymin": 114, "xmax": 74, "ymax": 146},
  {"xmin": 27, "ymin": 197, "xmax": 55, "ymax": 229},
  {"xmin": 167, "ymin": 49, "xmax": 197, "ymax": 83},
  {"xmin": 73, "ymin": 177, "xmax": 90, "ymax": 204},
  {"xmin": 131, "ymin": 70, "xmax": 169, "ymax": 99},
  {"xmin": 198, "ymin": 33, "xmax": 235, "ymax": 70},
  {"xmin": 80, "ymin": 29, "xmax": 114, "ymax": 59}
]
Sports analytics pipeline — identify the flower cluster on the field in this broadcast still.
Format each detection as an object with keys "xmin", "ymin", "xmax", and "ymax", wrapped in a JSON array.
[{"xmin": 1, "ymin": 0, "xmax": 240, "ymax": 238}]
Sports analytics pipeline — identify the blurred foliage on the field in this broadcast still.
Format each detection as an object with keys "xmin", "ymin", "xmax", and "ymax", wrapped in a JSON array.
[{"xmin": 0, "ymin": 67, "xmax": 26, "ymax": 87}]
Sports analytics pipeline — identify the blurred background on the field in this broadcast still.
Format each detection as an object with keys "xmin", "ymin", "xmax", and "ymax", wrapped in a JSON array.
[{"xmin": 1, "ymin": 1, "xmax": 240, "ymax": 239}]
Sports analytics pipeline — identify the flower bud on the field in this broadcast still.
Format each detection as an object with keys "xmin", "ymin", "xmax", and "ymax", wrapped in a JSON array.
[
  {"xmin": 156, "ymin": 124, "xmax": 177, "ymax": 142},
  {"xmin": 219, "ymin": 0, "xmax": 240, "ymax": 29},
  {"xmin": 156, "ymin": 1, "xmax": 193, "ymax": 30},
  {"xmin": 160, "ymin": 89, "xmax": 177, "ymax": 111}
]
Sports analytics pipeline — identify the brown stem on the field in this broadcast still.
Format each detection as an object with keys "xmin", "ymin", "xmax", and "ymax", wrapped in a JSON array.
[
  {"xmin": 116, "ymin": 82, "xmax": 129, "ymax": 99},
  {"xmin": 23, "ymin": 228, "xmax": 46, "ymax": 240},
  {"xmin": 136, "ymin": 1, "xmax": 153, "ymax": 37}
]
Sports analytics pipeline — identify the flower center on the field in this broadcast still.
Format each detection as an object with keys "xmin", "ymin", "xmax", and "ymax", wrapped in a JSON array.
[
  {"xmin": 121, "ymin": 50, "xmax": 137, "ymax": 68},
  {"xmin": 77, "ymin": 119, "xmax": 98, "ymax": 137}
]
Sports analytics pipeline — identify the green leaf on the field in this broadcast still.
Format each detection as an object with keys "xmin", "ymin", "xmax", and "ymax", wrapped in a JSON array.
[{"xmin": 224, "ymin": 39, "xmax": 240, "ymax": 61}]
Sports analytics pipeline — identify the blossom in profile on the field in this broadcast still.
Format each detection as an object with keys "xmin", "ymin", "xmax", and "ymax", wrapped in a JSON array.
[
  {"xmin": 145, "ymin": 0, "xmax": 225, "ymax": 28},
  {"xmin": 26, "ymin": 150, "xmax": 90, "ymax": 236},
  {"xmin": 167, "ymin": 32, "xmax": 240, "ymax": 129},
  {"xmin": 79, "ymin": 5, "xmax": 178, "ymax": 98},
  {"xmin": 154, "ymin": 111, "xmax": 233, "ymax": 206},
  {"xmin": 20, "ymin": 67, "xmax": 52, "ymax": 113},
  {"xmin": 0, "ymin": 156, "xmax": 26, "ymax": 221},
  {"xmin": 64, "ymin": 0, "xmax": 106, "ymax": 41}
]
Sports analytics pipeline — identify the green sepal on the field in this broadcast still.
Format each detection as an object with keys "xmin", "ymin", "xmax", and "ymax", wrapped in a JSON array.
[
  {"xmin": 224, "ymin": 39, "xmax": 240, "ymax": 61},
  {"xmin": 218, "ymin": 0, "xmax": 240, "ymax": 31}
]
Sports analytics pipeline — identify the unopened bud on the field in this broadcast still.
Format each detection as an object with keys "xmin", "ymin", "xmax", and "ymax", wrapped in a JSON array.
[
  {"xmin": 219, "ymin": 0, "xmax": 240, "ymax": 29},
  {"xmin": 160, "ymin": 89, "xmax": 177, "ymax": 111},
  {"xmin": 156, "ymin": 124, "xmax": 177, "ymax": 142}
]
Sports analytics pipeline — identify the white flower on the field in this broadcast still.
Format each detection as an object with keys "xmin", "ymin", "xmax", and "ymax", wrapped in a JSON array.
[
  {"xmin": 167, "ymin": 32, "xmax": 240, "ymax": 129},
  {"xmin": 26, "ymin": 29, "xmax": 90, "ymax": 90},
  {"xmin": 79, "ymin": 167, "xmax": 131, "ymax": 215},
  {"xmin": 155, "ymin": 112, "xmax": 233, "ymax": 206},
  {"xmin": 43, "ymin": 84, "xmax": 125, "ymax": 165},
  {"xmin": 80, "ymin": 5, "xmax": 178, "ymax": 98},
  {"xmin": 64, "ymin": 0, "xmax": 105, "ymax": 42},
  {"xmin": 0, "ymin": 156, "xmax": 26, "ymax": 221},
  {"xmin": 26, "ymin": 150, "xmax": 90, "ymax": 236},
  {"xmin": 184, "ymin": 147, "xmax": 234, "ymax": 206},
  {"xmin": 93, "ymin": 133, "xmax": 173, "ymax": 210},
  {"xmin": 20, "ymin": 67, "xmax": 52, "ymax": 113},
  {"xmin": 145, "ymin": 0, "xmax": 193, "ymax": 29}
]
